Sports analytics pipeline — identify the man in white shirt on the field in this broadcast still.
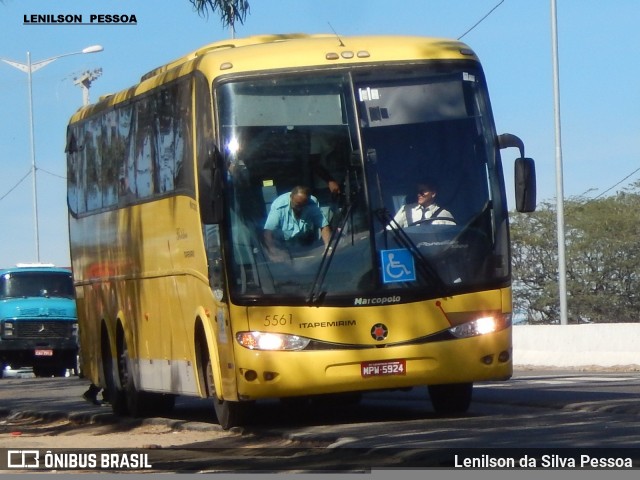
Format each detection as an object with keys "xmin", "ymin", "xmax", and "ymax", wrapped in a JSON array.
[{"xmin": 389, "ymin": 181, "xmax": 455, "ymax": 228}]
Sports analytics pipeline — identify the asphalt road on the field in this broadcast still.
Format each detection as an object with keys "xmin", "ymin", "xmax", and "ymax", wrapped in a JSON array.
[{"xmin": 1, "ymin": 369, "xmax": 640, "ymax": 473}]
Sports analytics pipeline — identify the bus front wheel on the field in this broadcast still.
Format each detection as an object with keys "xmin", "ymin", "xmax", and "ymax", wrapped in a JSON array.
[
  {"xmin": 428, "ymin": 382, "xmax": 473, "ymax": 414},
  {"xmin": 205, "ymin": 356, "xmax": 246, "ymax": 430}
]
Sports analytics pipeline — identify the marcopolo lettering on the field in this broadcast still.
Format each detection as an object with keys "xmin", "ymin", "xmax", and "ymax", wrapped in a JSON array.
[{"xmin": 353, "ymin": 296, "xmax": 401, "ymax": 306}]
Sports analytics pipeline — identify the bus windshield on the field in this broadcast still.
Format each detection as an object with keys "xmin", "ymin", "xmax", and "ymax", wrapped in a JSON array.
[{"xmin": 217, "ymin": 65, "xmax": 508, "ymax": 305}]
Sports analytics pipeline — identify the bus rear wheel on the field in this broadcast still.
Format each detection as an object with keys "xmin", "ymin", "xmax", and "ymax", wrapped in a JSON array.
[
  {"xmin": 104, "ymin": 348, "xmax": 127, "ymax": 416},
  {"xmin": 118, "ymin": 333, "xmax": 175, "ymax": 417},
  {"xmin": 428, "ymin": 382, "xmax": 473, "ymax": 414},
  {"xmin": 205, "ymin": 356, "xmax": 246, "ymax": 430},
  {"xmin": 120, "ymin": 344, "xmax": 148, "ymax": 418}
]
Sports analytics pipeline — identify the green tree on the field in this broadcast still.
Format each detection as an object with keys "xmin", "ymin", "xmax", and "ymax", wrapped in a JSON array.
[
  {"xmin": 510, "ymin": 200, "xmax": 560, "ymax": 323},
  {"xmin": 511, "ymin": 183, "xmax": 640, "ymax": 324},
  {"xmin": 188, "ymin": 0, "xmax": 251, "ymax": 29}
]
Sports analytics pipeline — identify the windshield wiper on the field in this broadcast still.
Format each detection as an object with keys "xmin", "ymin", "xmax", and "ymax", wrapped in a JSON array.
[
  {"xmin": 375, "ymin": 208, "xmax": 446, "ymax": 293},
  {"xmin": 305, "ymin": 201, "xmax": 355, "ymax": 305}
]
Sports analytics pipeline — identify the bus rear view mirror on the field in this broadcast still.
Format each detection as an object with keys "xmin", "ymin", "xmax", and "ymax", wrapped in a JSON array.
[
  {"xmin": 497, "ymin": 133, "xmax": 536, "ymax": 213},
  {"xmin": 515, "ymin": 157, "xmax": 536, "ymax": 212}
]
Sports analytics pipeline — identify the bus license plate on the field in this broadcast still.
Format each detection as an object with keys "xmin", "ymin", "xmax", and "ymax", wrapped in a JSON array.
[
  {"xmin": 34, "ymin": 349, "xmax": 53, "ymax": 357},
  {"xmin": 361, "ymin": 359, "xmax": 406, "ymax": 378}
]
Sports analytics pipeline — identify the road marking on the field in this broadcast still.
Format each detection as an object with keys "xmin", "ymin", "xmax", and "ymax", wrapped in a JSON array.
[
  {"xmin": 477, "ymin": 375, "xmax": 640, "ymax": 388},
  {"xmin": 562, "ymin": 376, "xmax": 636, "ymax": 382}
]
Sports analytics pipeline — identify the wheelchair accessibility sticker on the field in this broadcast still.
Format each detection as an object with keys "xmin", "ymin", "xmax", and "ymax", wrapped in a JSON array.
[{"xmin": 380, "ymin": 249, "xmax": 416, "ymax": 284}]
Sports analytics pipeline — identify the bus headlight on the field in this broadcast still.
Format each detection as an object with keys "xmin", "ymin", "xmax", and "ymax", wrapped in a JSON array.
[
  {"xmin": 236, "ymin": 331, "xmax": 311, "ymax": 351},
  {"xmin": 448, "ymin": 314, "xmax": 511, "ymax": 338}
]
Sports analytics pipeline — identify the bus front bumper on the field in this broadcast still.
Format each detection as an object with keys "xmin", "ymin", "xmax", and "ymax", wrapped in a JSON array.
[{"xmin": 231, "ymin": 328, "xmax": 512, "ymax": 400}]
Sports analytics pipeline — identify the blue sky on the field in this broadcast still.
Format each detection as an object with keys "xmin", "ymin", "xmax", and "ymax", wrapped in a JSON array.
[{"xmin": 1, "ymin": 0, "xmax": 639, "ymax": 267}]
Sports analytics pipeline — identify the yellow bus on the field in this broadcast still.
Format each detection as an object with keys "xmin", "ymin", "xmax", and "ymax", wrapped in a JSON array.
[{"xmin": 66, "ymin": 34, "xmax": 536, "ymax": 429}]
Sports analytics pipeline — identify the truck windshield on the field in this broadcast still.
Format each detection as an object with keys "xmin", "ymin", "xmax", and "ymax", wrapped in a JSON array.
[
  {"xmin": 216, "ymin": 65, "xmax": 508, "ymax": 305},
  {"xmin": 0, "ymin": 272, "xmax": 75, "ymax": 299}
]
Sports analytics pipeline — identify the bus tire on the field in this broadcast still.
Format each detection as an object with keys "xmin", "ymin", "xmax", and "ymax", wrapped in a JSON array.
[
  {"xmin": 118, "ymin": 332, "xmax": 154, "ymax": 417},
  {"xmin": 103, "ymin": 327, "xmax": 127, "ymax": 416},
  {"xmin": 428, "ymin": 382, "xmax": 473, "ymax": 414},
  {"xmin": 124, "ymin": 379, "xmax": 146, "ymax": 417},
  {"xmin": 205, "ymin": 355, "xmax": 245, "ymax": 430}
]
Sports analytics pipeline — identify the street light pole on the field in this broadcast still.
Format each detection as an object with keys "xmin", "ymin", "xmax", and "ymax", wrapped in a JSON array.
[
  {"xmin": 551, "ymin": 0, "xmax": 568, "ymax": 325},
  {"xmin": 1, "ymin": 45, "xmax": 103, "ymax": 263},
  {"xmin": 26, "ymin": 52, "xmax": 40, "ymax": 263}
]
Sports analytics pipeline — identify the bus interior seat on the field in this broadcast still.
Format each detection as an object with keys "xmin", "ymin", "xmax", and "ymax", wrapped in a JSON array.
[{"xmin": 261, "ymin": 182, "xmax": 278, "ymax": 215}]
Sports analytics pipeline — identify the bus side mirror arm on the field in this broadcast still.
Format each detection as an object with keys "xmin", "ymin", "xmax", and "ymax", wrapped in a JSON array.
[
  {"xmin": 498, "ymin": 133, "xmax": 537, "ymax": 213},
  {"xmin": 498, "ymin": 133, "xmax": 525, "ymax": 159}
]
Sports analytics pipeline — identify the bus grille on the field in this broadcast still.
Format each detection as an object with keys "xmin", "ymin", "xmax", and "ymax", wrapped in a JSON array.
[{"xmin": 12, "ymin": 320, "xmax": 73, "ymax": 339}]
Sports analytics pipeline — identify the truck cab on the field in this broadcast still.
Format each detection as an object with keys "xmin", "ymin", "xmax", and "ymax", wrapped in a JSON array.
[{"xmin": 0, "ymin": 264, "xmax": 78, "ymax": 377}]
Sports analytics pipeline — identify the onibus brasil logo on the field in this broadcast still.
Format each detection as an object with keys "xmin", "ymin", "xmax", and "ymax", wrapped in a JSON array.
[{"xmin": 6, "ymin": 450, "xmax": 152, "ymax": 470}]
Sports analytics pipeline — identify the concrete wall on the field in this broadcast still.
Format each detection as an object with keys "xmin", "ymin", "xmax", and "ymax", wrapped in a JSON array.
[{"xmin": 512, "ymin": 323, "xmax": 640, "ymax": 370}]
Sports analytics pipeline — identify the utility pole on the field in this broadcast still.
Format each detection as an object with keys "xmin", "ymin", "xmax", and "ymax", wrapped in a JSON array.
[
  {"xmin": 73, "ymin": 68, "xmax": 102, "ymax": 106},
  {"xmin": 551, "ymin": 0, "xmax": 568, "ymax": 325}
]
